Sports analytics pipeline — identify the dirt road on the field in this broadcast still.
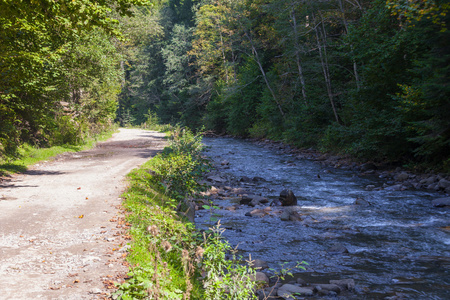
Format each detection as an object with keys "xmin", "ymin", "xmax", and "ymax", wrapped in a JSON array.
[{"xmin": 0, "ymin": 128, "xmax": 166, "ymax": 299}]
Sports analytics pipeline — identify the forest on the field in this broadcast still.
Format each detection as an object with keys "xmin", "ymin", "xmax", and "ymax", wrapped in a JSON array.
[{"xmin": 1, "ymin": 0, "xmax": 449, "ymax": 170}]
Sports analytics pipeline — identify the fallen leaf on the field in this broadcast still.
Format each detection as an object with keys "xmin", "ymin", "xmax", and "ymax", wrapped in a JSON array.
[
  {"xmin": 78, "ymin": 215, "xmax": 84, "ymax": 219},
  {"xmin": 77, "ymin": 187, "xmax": 81, "ymax": 190}
]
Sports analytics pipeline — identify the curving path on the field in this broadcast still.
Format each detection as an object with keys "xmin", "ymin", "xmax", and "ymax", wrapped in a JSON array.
[{"xmin": 0, "ymin": 128, "xmax": 166, "ymax": 299}]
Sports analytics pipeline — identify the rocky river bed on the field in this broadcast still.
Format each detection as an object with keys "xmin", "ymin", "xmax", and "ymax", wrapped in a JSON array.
[{"xmin": 192, "ymin": 137, "xmax": 450, "ymax": 299}]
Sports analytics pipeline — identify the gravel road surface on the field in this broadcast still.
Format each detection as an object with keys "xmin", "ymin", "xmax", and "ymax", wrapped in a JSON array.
[{"xmin": 0, "ymin": 128, "xmax": 166, "ymax": 299}]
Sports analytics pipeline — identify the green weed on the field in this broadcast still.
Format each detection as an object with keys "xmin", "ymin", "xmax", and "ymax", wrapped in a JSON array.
[{"xmin": 114, "ymin": 127, "xmax": 259, "ymax": 299}]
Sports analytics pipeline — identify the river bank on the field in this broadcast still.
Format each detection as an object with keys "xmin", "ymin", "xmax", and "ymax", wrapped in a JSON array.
[{"xmin": 204, "ymin": 133, "xmax": 450, "ymax": 197}]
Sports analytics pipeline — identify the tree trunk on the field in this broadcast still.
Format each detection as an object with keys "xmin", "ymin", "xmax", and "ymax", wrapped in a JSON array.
[
  {"xmin": 291, "ymin": 7, "xmax": 308, "ymax": 106},
  {"xmin": 219, "ymin": 28, "xmax": 229, "ymax": 83},
  {"xmin": 243, "ymin": 29, "xmax": 285, "ymax": 118},
  {"xmin": 313, "ymin": 13, "xmax": 340, "ymax": 124},
  {"xmin": 338, "ymin": 0, "xmax": 361, "ymax": 90}
]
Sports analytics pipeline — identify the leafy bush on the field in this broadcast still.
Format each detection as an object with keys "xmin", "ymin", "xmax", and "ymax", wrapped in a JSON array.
[
  {"xmin": 202, "ymin": 223, "xmax": 257, "ymax": 300},
  {"xmin": 166, "ymin": 125, "xmax": 206, "ymax": 158},
  {"xmin": 151, "ymin": 152, "xmax": 202, "ymax": 200}
]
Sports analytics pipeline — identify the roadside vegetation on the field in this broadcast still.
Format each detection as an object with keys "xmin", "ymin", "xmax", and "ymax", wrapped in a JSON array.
[
  {"xmin": 0, "ymin": 127, "xmax": 117, "ymax": 176},
  {"xmin": 113, "ymin": 126, "xmax": 259, "ymax": 299}
]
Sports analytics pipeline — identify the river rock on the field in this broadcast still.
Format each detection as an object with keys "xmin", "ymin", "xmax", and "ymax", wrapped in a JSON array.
[
  {"xmin": 395, "ymin": 172, "xmax": 410, "ymax": 181},
  {"xmin": 438, "ymin": 178, "xmax": 450, "ymax": 190},
  {"xmin": 360, "ymin": 163, "xmax": 377, "ymax": 172},
  {"xmin": 354, "ymin": 197, "xmax": 370, "ymax": 206},
  {"xmin": 327, "ymin": 242, "xmax": 349, "ymax": 254},
  {"xmin": 257, "ymin": 285, "xmax": 280, "ymax": 300},
  {"xmin": 384, "ymin": 184, "xmax": 403, "ymax": 191},
  {"xmin": 280, "ymin": 210, "xmax": 290, "ymax": 221},
  {"xmin": 240, "ymin": 194, "xmax": 253, "ymax": 205},
  {"xmin": 207, "ymin": 175, "xmax": 227, "ymax": 183},
  {"xmin": 296, "ymin": 277, "xmax": 307, "ymax": 286},
  {"xmin": 251, "ymin": 259, "xmax": 269, "ymax": 270},
  {"xmin": 427, "ymin": 183, "xmax": 440, "ymax": 191},
  {"xmin": 280, "ymin": 207, "xmax": 302, "ymax": 221},
  {"xmin": 365, "ymin": 185, "xmax": 376, "ymax": 191},
  {"xmin": 232, "ymin": 187, "xmax": 248, "ymax": 194},
  {"xmin": 314, "ymin": 284, "xmax": 340, "ymax": 296},
  {"xmin": 225, "ymin": 206, "xmax": 236, "ymax": 211},
  {"xmin": 209, "ymin": 186, "xmax": 219, "ymax": 194},
  {"xmin": 431, "ymin": 197, "xmax": 450, "ymax": 207},
  {"xmin": 252, "ymin": 176, "xmax": 266, "ymax": 182},
  {"xmin": 314, "ymin": 283, "xmax": 341, "ymax": 294},
  {"xmin": 249, "ymin": 199, "xmax": 259, "ymax": 207},
  {"xmin": 329, "ymin": 279, "xmax": 355, "ymax": 290},
  {"xmin": 420, "ymin": 176, "xmax": 437, "ymax": 185},
  {"xmin": 277, "ymin": 284, "xmax": 314, "ymax": 299},
  {"xmin": 249, "ymin": 195, "xmax": 269, "ymax": 207},
  {"xmin": 279, "ymin": 189, "xmax": 297, "ymax": 206},
  {"xmin": 250, "ymin": 272, "xmax": 270, "ymax": 285},
  {"xmin": 240, "ymin": 176, "xmax": 252, "ymax": 182},
  {"xmin": 245, "ymin": 209, "xmax": 267, "ymax": 217},
  {"xmin": 322, "ymin": 283, "xmax": 342, "ymax": 293}
]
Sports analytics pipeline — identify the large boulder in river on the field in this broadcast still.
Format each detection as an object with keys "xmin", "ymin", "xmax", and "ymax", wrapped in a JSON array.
[{"xmin": 279, "ymin": 189, "xmax": 297, "ymax": 206}]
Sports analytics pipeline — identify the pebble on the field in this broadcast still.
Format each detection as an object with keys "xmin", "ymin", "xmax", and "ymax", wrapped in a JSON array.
[{"xmin": 90, "ymin": 288, "xmax": 102, "ymax": 294}]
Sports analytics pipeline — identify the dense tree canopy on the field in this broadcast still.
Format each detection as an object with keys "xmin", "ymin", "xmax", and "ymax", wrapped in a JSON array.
[
  {"xmin": 0, "ymin": 0, "xmax": 148, "ymax": 157},
  {"xmin": 118, "ymin": 0, "xmax": 449, "ymax": 170},
  {"xmin": 2, "ymin": 0, "xmax": 449, "ymax": 170}
]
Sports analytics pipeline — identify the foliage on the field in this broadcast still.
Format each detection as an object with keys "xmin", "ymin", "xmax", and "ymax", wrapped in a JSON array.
[
  {"xmin": 115, "ymin": 0, "xmax": 449, "ymax": 171},
  {"xmin": 166, "ymin": 125, "xmax": 205, "ymax": 157},
  {"xmin": 202, "ymin": 223, "xmax": 257, "ymax": 300},
  {"xmin": 115, "ymin": 127, "xmax": 260, "ymax": 299},
  {"xmin": 114, "ymin": 151, "xmax": 204, "ymax": 299},
  {"xmin": 151, "ymin": 152, "xmax": 202, "ymax": 199},
  {"xmin": 0, "ymin": 0, "xmax": 148, "ymax": 158}
]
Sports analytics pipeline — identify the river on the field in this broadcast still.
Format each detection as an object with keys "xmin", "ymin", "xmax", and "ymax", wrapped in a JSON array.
[{"xmin": 196, "ymin": 137, "xmax": 450, "ymax": 299}]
